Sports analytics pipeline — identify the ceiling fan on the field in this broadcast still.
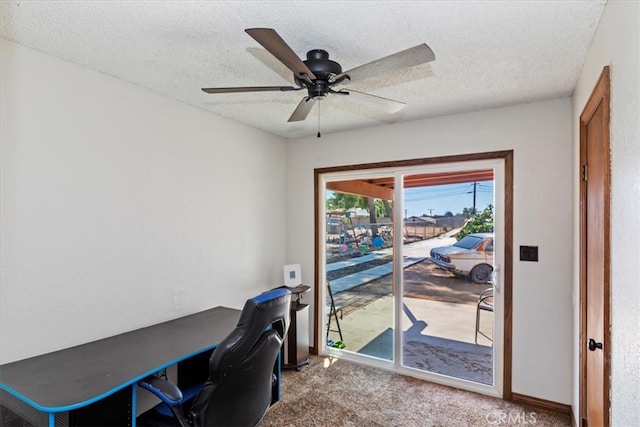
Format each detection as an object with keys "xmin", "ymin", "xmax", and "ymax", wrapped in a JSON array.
[{"xmin": 202, "ymin": 28, "xmax": 435, "ymax": 123}]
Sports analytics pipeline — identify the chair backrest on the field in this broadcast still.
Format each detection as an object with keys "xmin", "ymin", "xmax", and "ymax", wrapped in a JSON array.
[{"xmin": 188, "ymin": 288, "xmax": 291, "ymax": 427}]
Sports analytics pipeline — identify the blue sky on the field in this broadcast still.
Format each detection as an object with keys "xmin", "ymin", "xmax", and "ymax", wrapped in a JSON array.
[{"xmin": 403, "ymin": 181, "xmax": 494, "ymax": 217}]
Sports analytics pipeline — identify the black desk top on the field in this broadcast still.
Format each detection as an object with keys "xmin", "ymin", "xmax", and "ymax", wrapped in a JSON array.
[{"xmin": 0, "ymin": 306, "xmax": 240, "ymax": 412}]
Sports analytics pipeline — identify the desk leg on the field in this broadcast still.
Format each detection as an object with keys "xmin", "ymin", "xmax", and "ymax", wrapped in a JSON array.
[{"xmin": 131, "ymin": 385, "xmax": 137, "ymax": 427}]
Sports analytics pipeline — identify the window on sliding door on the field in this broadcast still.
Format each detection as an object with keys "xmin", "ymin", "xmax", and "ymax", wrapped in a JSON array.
[
  {"xmin": 322, "ymin": 173, "xmax": 396, "ymax": 362},
  {"xmin": 398, "ymin": 168, "xmax": 501, "ymax": 395}
]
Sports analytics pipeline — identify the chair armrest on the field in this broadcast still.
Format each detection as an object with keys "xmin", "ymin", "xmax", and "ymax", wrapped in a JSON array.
[
  {"xmin": 138, "ymin": 375, "xmax": 184, "ymax": 405},
  {"xmin": 478, "ymin": 295, "xmax": 494, "ymax": 309},
  {"xmin": 478, "ymin": 287, "xmax": 493, "ymax": 300},
  {"xmin": 477, "ymin": 287, "xmax": 494, "ymax": 310}
]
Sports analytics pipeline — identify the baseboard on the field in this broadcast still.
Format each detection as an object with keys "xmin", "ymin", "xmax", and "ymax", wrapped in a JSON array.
[
  {"xmin": 570, "ymin": 407, "xmax": 578, "ymax": 427},
  {"xmin": 511, "ymin": 392, "xmax": 572, "ymax": 416}
]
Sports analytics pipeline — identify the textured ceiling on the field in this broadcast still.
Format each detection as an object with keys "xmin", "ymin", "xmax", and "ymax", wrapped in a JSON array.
[{"xmin": 1, "ymin": 1, "xmax": 605, "ymax": 139}]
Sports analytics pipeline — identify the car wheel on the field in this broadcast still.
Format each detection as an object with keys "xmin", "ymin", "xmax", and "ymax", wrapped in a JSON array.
[{"xmin": 470, "ymin": 264, "xmax": 493, "ymax": 284}]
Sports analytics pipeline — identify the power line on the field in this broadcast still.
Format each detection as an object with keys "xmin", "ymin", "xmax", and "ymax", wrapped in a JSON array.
[{"xmin": 404, "ymin": 190, "xmax": 473, "ymax": 202}]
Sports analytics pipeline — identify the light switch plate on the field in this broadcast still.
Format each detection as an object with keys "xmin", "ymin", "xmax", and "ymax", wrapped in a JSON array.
[{"xmin": 520, "ymin": 245, "xmax": 539, "ymax": 262}]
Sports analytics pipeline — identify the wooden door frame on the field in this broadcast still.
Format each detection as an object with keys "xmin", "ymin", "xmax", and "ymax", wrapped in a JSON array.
[
  {"xmin": 312, "ymin": 150, "xmax": 514, "ymax": 399},
  {"xmin": 579, "ymin": 66, "xmax": 611, "ymax": 426}
]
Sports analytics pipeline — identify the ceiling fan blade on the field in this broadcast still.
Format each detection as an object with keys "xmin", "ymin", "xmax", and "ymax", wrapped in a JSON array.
[
  {"xmin": 288, "ymin": 96, "xmax": 317, "ymax": 122},
  {"xmin": 201, "ymin": 86, "xmax": 296, "ymax": 94},
  {"xmin": 335, "ymin": 44, "xmax": 435, "ymax": 83},
  {"xmin": 343, "ymin": 89, "xmax": 406, "ymax": 113},
  {"xmin": 245, "ymin": 28, "xmax": 317, "ymax": 80}
]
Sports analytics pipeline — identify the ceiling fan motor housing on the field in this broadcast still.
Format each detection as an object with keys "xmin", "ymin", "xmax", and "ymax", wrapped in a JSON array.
[{"xmin": 296, "ymin": 49, "xmax": 342, "ymax": 99}]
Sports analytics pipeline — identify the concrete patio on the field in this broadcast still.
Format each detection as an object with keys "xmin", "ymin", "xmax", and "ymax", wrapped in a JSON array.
[
  {"xmin": 327, "ymin": 294, "xmax": 494, "ymax": 384},
  {"xmin": 326, "ymin": 237, "xmax": 494, "ymax": 384}
]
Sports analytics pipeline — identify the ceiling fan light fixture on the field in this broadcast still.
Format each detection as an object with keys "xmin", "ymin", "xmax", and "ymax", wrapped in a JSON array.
[{"xmin": 307, "ymin": 80, "xmax": 329, "ymax": 99}]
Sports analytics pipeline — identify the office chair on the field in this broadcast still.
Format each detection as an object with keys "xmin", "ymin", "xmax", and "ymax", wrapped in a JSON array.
[{"xmin": 138, "ymin": 288, "xmax": 291, "ymax": 427}]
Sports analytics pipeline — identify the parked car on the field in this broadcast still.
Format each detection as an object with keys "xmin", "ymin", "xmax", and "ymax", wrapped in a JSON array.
[{"xmin": 429, "ymin": 233, "xmax": 494, "ymax": 283}]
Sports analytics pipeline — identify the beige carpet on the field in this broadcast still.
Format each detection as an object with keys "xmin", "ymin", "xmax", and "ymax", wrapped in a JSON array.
[{"xmin": 262, "ymin": 356, "xmax": 570, "ymax": 427}]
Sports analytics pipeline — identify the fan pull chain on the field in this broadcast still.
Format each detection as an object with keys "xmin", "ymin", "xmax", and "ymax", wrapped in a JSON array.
[{"xmin": 317, "ymin": 101, "xmax": 321, "ymax": 138}]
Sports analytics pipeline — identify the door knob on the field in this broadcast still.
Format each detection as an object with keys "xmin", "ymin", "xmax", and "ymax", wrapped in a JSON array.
[{"xmin": 588, "ymin": 338, "xmax": 603, "ymax": 351}]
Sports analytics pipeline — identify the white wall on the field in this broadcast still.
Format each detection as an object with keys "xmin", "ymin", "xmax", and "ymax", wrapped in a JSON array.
[
  {"xmin": 287, "ymin": 98, "xmax": 574, "ymax": 403},
  {"xmin": 571, "ymin": 1, "xmax": 640, "ymax": 425},
  {"xmin": 0, "ymin": 39, "xmax": 288, "ymax": 364}
]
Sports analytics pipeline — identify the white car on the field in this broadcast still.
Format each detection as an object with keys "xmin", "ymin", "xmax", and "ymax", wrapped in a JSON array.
[{"xmin": 429, "ymin": 233, "xmax": 494, "ymax": 283}]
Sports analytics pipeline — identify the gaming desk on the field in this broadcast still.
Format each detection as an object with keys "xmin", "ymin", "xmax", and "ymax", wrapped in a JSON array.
[{"xmin": 0, "ymin": 306, "xmax": 263, "ymax": 426}]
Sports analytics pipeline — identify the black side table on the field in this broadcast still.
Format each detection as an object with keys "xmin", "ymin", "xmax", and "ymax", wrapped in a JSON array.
[{"xmin": 281, "ymin": 285, "xmax": 311, "ymax": 371}]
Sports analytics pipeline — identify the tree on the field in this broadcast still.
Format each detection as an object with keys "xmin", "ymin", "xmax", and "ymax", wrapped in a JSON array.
[
  {"xmin": 457, "ymin": 204, "xmax": 494, "ymax": 240},
  {"xmin": 461, "ymin": 207, "xmax": 475, "ymax": 217},
  {"xmin": 326, "ymin": 192, "xmax": 364, "ymax": 211},
  {"xmin": 374, "ymin": 199, "xmax": 390, "ymax": 218},
  {"xmin": 381, "ymin": 200, "xmax": 393, "ymax": 222},
  {"xmin": 367, "ymin": 197, "xmax": 379, "ymax": 236},
  {"xmin": 327, "ymin": 192, "xmax": 393, "ymax": 238},
  {"xmin": 444, "ymin": 211, "xmax": 454, "ymax": 217}
]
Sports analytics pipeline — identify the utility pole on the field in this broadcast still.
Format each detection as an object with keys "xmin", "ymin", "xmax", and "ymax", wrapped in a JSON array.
[{"xmin": 472, "ymin": 182, "xmax": 477, "ymax": 214}]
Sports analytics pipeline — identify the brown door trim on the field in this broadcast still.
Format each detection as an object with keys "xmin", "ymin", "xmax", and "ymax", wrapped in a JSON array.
[
  {"xmin": 579, "ymin": 66, "xmax": 611, "ymax": 426},
  {"xmin": 312, "ymin": 150, "xmax": 514, "ymax": 399}
]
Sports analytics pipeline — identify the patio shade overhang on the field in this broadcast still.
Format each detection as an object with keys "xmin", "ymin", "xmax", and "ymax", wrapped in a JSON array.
[{"xmin": 326, "ymin": 170, "xmax": 494, "ymax": 200}]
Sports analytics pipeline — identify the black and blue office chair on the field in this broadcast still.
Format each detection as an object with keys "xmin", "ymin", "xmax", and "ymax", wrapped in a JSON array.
[{"xmin": 138, "ymin": 288, "xmax": 291, "ymax": 427}]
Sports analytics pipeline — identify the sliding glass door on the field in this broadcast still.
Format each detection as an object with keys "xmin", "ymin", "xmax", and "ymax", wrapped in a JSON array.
[
  {"xmin": 323, "ymin": 172, "xmax": 396, "ymax": 362},
  {"xmin": 318, "ymin": 157, "xmax": 506, "ymax": 397},
  {"xmin": 398, "ymin": 169, "xmax": 501, "ymax": 394}
]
